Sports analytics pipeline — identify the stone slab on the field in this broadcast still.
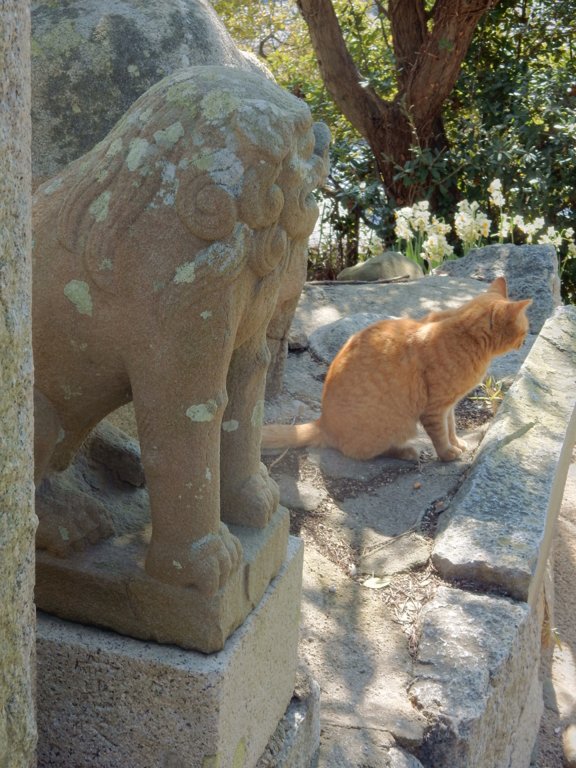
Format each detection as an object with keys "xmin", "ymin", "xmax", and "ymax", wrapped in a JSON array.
[
  {"xmin": 313, "ymin": 723, "xmax": 425, "ymax": 767},
  {"xmin": 256, "ymin": 669, "xmax": 321, "ymax": 768},
  {"xmin": 410, "ymin": 585, "xmax": 543, "ymax": 768},
  {"xmin": 432, "ymin": 306, "xmax": 576, "ymax": 601},
  {"xmin": 433, "ymin": 243, "xmax": 561, "ymax": 334},
  {"xmin": 289, "ymin": 277, "xmax": 487, "ymax": 346},
  {"xmin": 37, "ymin": 536, "xmax": 304, "ymax": 768},
  {"xmin": 298, "ymin": 545, "xmax": 426, "ymax": 748}
]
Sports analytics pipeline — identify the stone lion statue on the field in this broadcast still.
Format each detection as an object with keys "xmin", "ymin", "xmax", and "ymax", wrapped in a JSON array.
[{"xmin": 33, "ymin": 65, "xmax": 330, "ymax": 596}]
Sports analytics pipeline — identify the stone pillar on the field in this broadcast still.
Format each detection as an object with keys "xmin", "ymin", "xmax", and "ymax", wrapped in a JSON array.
[{"xmin": 0, "ymin": 2, "xmax": 36, "ymax": 766}]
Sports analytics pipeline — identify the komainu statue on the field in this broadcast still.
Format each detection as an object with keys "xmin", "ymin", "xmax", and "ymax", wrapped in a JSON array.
[{"xmin": 33, "ymin": 66, "xmax": 329, "ymax": 649}]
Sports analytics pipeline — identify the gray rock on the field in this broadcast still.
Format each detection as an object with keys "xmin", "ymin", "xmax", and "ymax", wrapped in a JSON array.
[
  {"xmin": 337, "ymin": 251, "xmax": 424, "ymax": 282},
  {"xmin": 410, "ymin": 585, "xmax": 542, "ymax": 768},
  {"xmin": 308, "ymin": 312, "xmax": 393, "ymax": 364},
  {"xmin": 31, "ymin": 0, "xmax": 265, "ymax": 180},
  {"xmin": 360, "ymin": 532, "xmax": 430, "ymax": 577},
  {"xmin": 275, "ymin": 474, "xmax": 325, "ymax": 512},
  {"xmin": 315, "ymin": 723, "xmax": 424, "ymax": 767},
  {"xmin": 288, "ymin": 277, "xmax": 487, "ymax": 347},
  {"xmin": 432, "ymin": 306, "xmax": 576, "ymax": 601},
  {"xmin": 433, "ymin": 243, "xmax": 561, "ymax": 333}
]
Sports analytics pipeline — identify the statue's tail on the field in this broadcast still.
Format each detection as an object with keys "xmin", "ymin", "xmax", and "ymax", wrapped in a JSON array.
[{"xmin": 261, "ymin": 420, "xmax": 323, "ymax": 450}]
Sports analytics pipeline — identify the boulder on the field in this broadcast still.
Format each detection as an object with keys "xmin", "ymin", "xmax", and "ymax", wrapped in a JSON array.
[
  {"xmin": 337, "ymin": 251, "xmax": 424, "ymax": 281},
  {"xmin": 31, "ymin": 0, "xmax": 266, "ymax": 182},
  {"xmin": 432, "ymin": 243, "xmax": 561, "ymax": 334}
]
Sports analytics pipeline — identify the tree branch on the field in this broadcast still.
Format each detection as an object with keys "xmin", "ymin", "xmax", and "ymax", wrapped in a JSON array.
[
  {"xmin": 406, "ymin": 0, "xmax": 500, "ymax": 127},
  {"xmin": 388, "ymin": 0, "xmax": 428, "ymax": 87},
  {"xmin": 296, "ymin": 0, "xmax": 388, "ymax": 137}
]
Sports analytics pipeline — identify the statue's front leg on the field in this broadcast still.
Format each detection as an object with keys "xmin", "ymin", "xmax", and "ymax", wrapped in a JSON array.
[
  {"xmin": 129, "ymin": 351, "xmax": 242, "ymax": 596},
  {"xmin": 220, "ymin": 333, "xmax": 279, "ymax": 528}
]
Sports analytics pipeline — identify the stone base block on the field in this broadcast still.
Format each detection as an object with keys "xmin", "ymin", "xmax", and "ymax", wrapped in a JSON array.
[{"xmin": 37, "ymin": 537, "xmax": 304, "ymax": 768}]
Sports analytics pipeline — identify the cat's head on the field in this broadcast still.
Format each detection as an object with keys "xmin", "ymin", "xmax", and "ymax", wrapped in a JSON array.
[{"xmin": 483, "ymin": 277, "xmax": 532, "ymax": 352}]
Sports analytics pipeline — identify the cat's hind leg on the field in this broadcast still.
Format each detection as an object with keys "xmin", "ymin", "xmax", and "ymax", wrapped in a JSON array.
[{"xmin": 383, "ymin": 444, "xmax": 420, "ymax": 461}]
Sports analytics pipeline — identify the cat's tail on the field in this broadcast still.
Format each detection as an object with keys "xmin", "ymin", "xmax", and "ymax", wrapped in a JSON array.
[{"xmin": 261, "ymin": 420, "xmax": 324, "ymax": 450}]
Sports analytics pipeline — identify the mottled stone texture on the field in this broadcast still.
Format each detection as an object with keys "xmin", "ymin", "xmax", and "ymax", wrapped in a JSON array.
[
  {"xmin": 37, "ymin": 539, "xmax": 305, "ymax": 768},
  {"xmin": 33, "ymin": 65, "xmax": 329, "ymax": 649},
  {"xmin": 30, "ymin": 0, "xmax": 310, "ymax": 398},
  {"xmin": 0, "ymin": 2, "xmax": 37, "ymax": 766},
  {"xmin": 30, "ymin": 0, "xmax": 264, "ymax": 181}
]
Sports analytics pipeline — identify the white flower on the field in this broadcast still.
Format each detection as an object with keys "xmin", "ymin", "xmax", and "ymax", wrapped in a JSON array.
[
  {"xmin": 538, "ymin": 226, "xmax": 563, "ymax": 247},
  {"xmin": 454, "ymin": 200, "xmax": 491, "ymax": 251},
  {"xmin": 488, "ymin": 178, "xmax": 505, "ymax": 208},
  {"xmin": 422, "ymin": 233, "xmax": 454, "ymax": 264},
  {"xmin": 513, "ymin": 214, "xmax": 526, "ymax": 229},
  {"xmin": 429, "ymin": 215, "xmax": 451, "ymax": 237},
  {"xmin": 394, "ymin": 215, "xmax": 412, "ymax": 242},
  {"xmin": 411, "ymin": 200, "xmax": 431, "ymax": 234},
  {"xmin": 521, "ymin": 217, "xmax": 545, "ymax": 243},
  {"xmin": 498, "ymin": 213, "xmax": 511, "ymax": 240}
]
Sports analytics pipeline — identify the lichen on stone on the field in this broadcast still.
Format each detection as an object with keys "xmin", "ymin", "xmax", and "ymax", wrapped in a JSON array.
[
  {"xmin": 89, "ymin": 190, "xmax": 111, "ymax": 223},
  {"xmin": 154, "ymin": 121, "xmax": 185, "ymax": 150},
  {"xmin": 194, "ymin": 224, "xmax": 247, "ymax": 275},
  {"xmin": 186, "ymin": 400, "xmax": 219, "ymax": 423},
  {"xmin": 166, "ymin": 81, "xmax": 199, "ymax": 113},
  {"xmin": 174, "ymin": 261, "xmax": 196, "ymax": 284},
  {"xmin": 200, "ymin": 89, "xmax": 240, "ymax": 121},
  {"xmin": 251, "ymin": 400, "xmax": 265, "ymax": 428},
  {"xmin": 126, "ymin": 137, "xmax": 150, "ymax": 171},
  {"xmin": 191, "ymin": 148, "xmax": 244, "ymax": 192},
  {"xmin": 64, "ymin": 280, "xmax": 93, "ymax": 316},
  {"xmin": 42, "ymin": 177, "xmax": 63, "ymax": 195},
  {"xmin": 106, "ymin": 138, "xmax": 123, "ymax": 158}
]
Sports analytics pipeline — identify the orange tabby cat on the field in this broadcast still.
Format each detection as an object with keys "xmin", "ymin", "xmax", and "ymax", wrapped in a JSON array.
[{"xmin": 261, "ymin": 277, "xmax": 531, "ymax": 461}]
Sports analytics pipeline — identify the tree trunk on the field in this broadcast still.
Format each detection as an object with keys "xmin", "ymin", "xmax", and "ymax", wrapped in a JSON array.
[{"xmin": 296, "ymin": 0, "xmax": 498, "ymax": 204}]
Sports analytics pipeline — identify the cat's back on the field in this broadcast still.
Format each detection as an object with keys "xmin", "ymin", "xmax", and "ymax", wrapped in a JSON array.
[{"xmin": 327, "ymin": 315, "xmax": 422, "ymax": 375}]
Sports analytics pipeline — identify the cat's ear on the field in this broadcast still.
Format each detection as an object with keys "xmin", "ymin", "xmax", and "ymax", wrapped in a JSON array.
[
  {"xmin": 489, "ymin": 298, "xmax": 531, "ymax": 329},
  {"xmin": 512, "ymin": 298, "xmax": 532, "ymax": 314},
  {"xmin": 487, "ymin": 276, "xmax": 508, "ymax": 297},
  {"xmin": 500, "ymin": 298, "xmax": 532, "ymax": 324}
]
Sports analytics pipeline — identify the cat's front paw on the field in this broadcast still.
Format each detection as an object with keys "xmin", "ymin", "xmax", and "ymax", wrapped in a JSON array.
[
  {"xmin": 145, "ymin": 523, "xmax": 243, "ymax": 596},
  {"xmin": 452, "ymin": 437, "xmax": 468, "ymax": 452},
  {"xmin": 437, "ymin": 445, "xmax": 463, "ymax": 462},
  {"xmin": 222, "ymin": 463, "xmax": 280, "ymax": 528}
]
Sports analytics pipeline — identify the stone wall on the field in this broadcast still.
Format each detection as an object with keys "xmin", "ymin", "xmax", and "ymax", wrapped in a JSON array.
[{"xmin": 0, "ymin": 3, "xmax": 37, "ymax": 766}]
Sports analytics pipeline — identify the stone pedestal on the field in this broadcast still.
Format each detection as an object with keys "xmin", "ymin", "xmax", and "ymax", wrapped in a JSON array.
[
  {"xmin": 35, "ymin": 442, "xmax": 290, "ymax": 653},
  {"xmin": 37, "ymin": 537, "xmax": 308, "ymax": 768}
]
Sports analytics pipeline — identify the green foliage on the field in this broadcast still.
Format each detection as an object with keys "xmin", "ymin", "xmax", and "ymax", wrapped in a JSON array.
[
  {"xmin": 213, "ymin": 0, "xmax": 392, "ymax": 278},
  {"xmin": 214, "ymin": 0, "xmax": 576, "ymax": 296}
]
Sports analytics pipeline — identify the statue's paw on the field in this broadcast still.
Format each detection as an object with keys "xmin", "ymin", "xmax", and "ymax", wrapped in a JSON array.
[
  {"xmin": 145, "ymin": 523, "xmax": 243, "ymax": 596},
  {"xmin": 35, "ymin": 489, "xmax": 114, "ymax": 557},
  {"xmin": 222, "ymin": 462, "xmax": 279, "ymax": 528}
]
